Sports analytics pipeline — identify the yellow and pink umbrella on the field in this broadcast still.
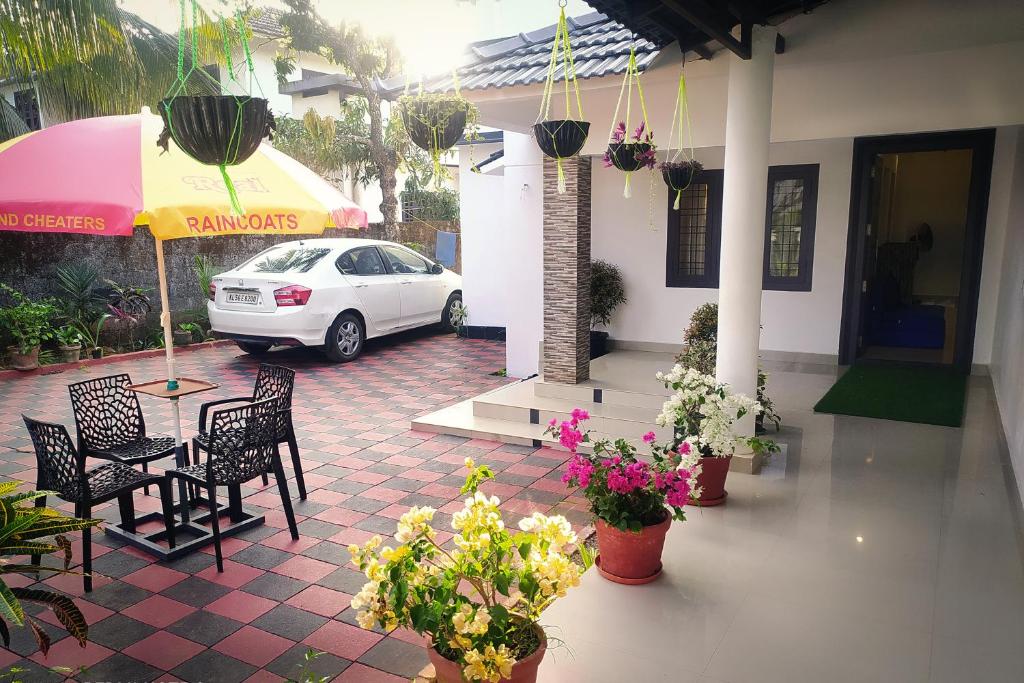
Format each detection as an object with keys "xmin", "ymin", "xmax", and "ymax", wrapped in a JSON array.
[{"xmin": 0, "ymin": 108, "xmax": 367, "ymax": 461}]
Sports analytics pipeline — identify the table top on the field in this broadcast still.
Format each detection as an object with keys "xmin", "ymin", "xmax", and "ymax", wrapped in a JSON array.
[{"xmin": 127, "ymin": 378, "xmax": 219, "ymax": 399}]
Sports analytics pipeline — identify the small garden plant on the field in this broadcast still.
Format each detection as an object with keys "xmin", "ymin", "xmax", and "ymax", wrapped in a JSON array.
[
  {"xmin": 348, "ymin": 460, "xmax": 581, "ymax": 682},
  {"xmin": 0, "ymin": 284, "xmax": 57, "ymax": 354},
  {"xmin": 545, "ymin": 411, "xmax": 701, "ymax": 531}
]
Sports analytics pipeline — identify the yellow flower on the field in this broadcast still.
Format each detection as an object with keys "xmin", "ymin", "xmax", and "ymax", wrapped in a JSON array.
[
  {"xmin": 381, "ymin": 545, "xmax": 410, "ymax": 562},
  {"xmin": 465, "ymin": 456, "xmax": 476, "ymax": 469},
  {"xmin": 356, "ymin": 609, "xmax": 377, "ymax": 630}
]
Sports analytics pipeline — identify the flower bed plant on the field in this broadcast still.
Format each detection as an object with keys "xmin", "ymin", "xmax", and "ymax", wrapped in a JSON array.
[{"xmin": 347, "ymin": 460, "xmax": 581, "ymax": 682}]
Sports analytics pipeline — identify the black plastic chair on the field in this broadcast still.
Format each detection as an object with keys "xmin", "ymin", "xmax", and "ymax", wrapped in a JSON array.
[
  {"xmin": 23, "ymin": 416, "xmax": 175, "ymax": 592},
  {"xmin": 193, "ymin": 364, "xmax": 306, "ymax": 500},
  {"xmin": 166, "ymin": 397, "xmax": 298, "ymax": 571},
  {"xmin": 67, "ymin": 373, "xmax": 177, "ymax": 493}
]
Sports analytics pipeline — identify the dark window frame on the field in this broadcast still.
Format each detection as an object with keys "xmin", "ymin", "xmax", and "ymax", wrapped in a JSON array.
[
  {"xmin": 762, "ymin": 164, "xmax": 819, "ymax": 292},
  {"xmin": 665, "ymin": 169, "xmax": 724, "ymax": 289}
]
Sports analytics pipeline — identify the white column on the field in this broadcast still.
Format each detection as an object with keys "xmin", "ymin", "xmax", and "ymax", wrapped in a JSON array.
[{"xmin": 716, "ymin": 26, "xmax": 777, "ymax": 459}]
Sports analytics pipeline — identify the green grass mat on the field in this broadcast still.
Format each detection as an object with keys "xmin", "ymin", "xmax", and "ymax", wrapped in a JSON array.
[{"xmin": 813, "ymin": 364, "xmax": 967, "ymax": 427}]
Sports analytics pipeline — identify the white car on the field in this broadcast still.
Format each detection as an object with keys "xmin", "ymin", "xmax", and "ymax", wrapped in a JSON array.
[{"xmin": 208, "ymin": 238, "xmax": 463, "ymax": 362}]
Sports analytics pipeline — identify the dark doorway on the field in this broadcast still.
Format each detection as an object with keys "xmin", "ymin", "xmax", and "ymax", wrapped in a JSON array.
[{"xmin": 839, "ymin": 130, "xmax": 994, "ymax": 372}]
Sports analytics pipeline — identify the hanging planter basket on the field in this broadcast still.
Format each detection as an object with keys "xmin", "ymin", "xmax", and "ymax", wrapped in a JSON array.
[
  {"xmin": 603, "ymin": 45, "xmax": 656, "ymax": 199},
  {"xmin": 607, "ymin": 141, "xmax": 654, "ymax": 173},
  {"xmin": 660, "ymin": 70, "xmax": 701, "ymax": 209},
  {"xmin": 398, "ymin": 92, "xmax": 477, "ymax": 181},
  {"xmin": 157, "ymin": 95, "xmax": 274, "ymax": 166},
  {"xmin": 533, "ymin": 4, "xmax": 590, "ymax": 193}
]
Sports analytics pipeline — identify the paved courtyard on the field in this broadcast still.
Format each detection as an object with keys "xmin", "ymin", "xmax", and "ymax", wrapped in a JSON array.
[{"xmin": 0, "ymin": 331, "xmax": 587, "ymax": 682}]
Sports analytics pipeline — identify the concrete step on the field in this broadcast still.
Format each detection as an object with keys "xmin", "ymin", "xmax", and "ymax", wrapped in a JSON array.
[{"xmin": 533, "ymin": 379, "xmax": 670, "ymax": 412}]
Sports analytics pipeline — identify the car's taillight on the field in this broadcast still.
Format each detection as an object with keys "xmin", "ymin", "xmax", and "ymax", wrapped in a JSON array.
[
  {"xmin": 274, "ymin": 285, "xmax": 312, "ymax": 306},
  {"xmin": 208, "ymin": 281, "xmax": 217, "ymax": 301}
]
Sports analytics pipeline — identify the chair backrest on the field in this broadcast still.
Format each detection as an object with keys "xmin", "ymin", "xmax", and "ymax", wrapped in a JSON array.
[
  {"xmin": 23, "ymin": 416, "xmax": 83, "ymax": 502},
  {"xmin": 253, "ymin": 364, "xmax": 295, "ymax": 411},
  {"xmin": 68, "ymin": 373, "xmax": 145, "ymax": 451},
  {"xmin": 207, "ymin": 397, "xmax": 280, "ymax": 485}
]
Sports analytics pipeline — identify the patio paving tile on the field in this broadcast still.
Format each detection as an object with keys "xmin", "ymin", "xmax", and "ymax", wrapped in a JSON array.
[
  {"xmin": 87, "ymin": 613, "xmax": 157, "ymax": 651},
  {"xmin": 272, "ymin": 555, "xmax": 336, "ymax": 582},
  {"xmin": 240, "ymin": 572, "xmax": 310, "ymax": 602},
  {"xmin": 77, "ymin": 652, "xmax": 162, "ymax": 683},
  {"xmin": 172, "ymin": 648, "xmax": 257, "ymax": 683},
  {"xmin": 161, "ymin": 575, "xmax": 233, "ymax": 607},
  {"xmin": 214, "ymin": 625, "xmax": 295, "ymax": 668},
  {"xmin": 304, "ymin": 620, "xmax": 383, "ymax": 660},
  {"xmin": 166, "ymin": 610, "xmax": 244, "ymax": 646},
  {"xmin": 335, "ymin": 662, "xmax": 409, "ymax": 682},
  {"xmin": 207, "ymin": 590, "xmax": 279, "ymax": 623},
  {"xmin": 123, "ymin": 630, "xmax": 204, "ymax": 671},
  {"xmin": 252, "ymin": 604, "xmax": 330, "ymax": 641},
  {"xmin": 230, "ymin": 544, "xmax": 295, "ymax": 571},
  {"xmin": 285, "ymin": 584, "xmax": 352, "ymax": 617},
  {"xmin": 267, "ymin": 643, "xmax": 352, "ymax": 680},
  {"xmin": 196, "ymin": 559, "xmax": 267, "ymax": 588},
  {"xmin": 120, "ymin": 563, "xmax": 189, "ymax": 592},
  {"xmin": 121, "ymin": 594, "xmax": 196, "ymax": 628},
  {"xmin": 261, "ymin": 529, "xmax": 321, "ymax": 553},
  {"xmin": 357, "ymin": 636, "xmax": 429, "ymax": 678}
]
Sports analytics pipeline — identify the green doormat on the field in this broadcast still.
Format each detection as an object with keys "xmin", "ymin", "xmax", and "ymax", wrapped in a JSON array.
[{"xmin": 813, "ymin": 365, "xmax": 967, "ymax": 427}]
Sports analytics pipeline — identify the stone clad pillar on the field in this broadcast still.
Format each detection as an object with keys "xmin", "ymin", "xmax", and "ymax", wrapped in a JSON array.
[
  {"xmin": 716, "ymin": 25, "xmax": 777, "ymax": 473},
  {"xmin": 542, "ymin": 155, "xmax": 591, "ymax": 384}
]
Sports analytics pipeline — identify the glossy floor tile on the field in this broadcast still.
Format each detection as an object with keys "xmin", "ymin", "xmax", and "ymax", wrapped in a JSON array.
[{"xmin": 539, "ymin": 368, "xmax": 1024, "ymax": 683}]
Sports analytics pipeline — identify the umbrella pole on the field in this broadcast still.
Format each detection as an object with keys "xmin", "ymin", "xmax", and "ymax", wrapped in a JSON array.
[{"xmin": 155, "ymin": 238, "xmax": 189, "ymax": 517}]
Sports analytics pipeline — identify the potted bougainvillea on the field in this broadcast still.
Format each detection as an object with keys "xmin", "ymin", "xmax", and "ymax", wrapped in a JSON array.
[
  {"xmin": 348, "ymin": 459, "xmax": 581, "ymax": 683},
  {"xmin": 656, "ymin": 366, "xmax": 778, "ymax": 506},
  {"xmin": 545, "ymin": 410, "xmax": 700, "ymax": 584}
]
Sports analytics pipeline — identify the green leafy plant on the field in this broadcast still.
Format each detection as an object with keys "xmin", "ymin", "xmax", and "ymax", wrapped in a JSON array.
[
  {"xmin": 684, "ymin": 302, "xmax": 718, "ymax": 344},
  {"xmin": 285, "ymin": 649, "xmax": 330, "ymax": 683},
  {"xmin": 55, "ymin": 326, "xmax": 83, "ymax": 347},
  {"xmin": 176, "ymin": 322, "xmax": 203, "ymax": 342},
  {"xmin": 193, "ymin": 254, "xmax": 219, "ymax": 305},
  {"xmin": 590, "ymin": 260, "xmax": 626, "ymax": 328},
  {"xmin": 348, "ymin": 461, "xmax": 581, "ymax": 682},
  {"xmin": 54, "ymin": 264, "xmax": 103, "ymax": 324},
  {"xmin": 0, "ymin": 481, "xmax": 102, "ymax": 654},
  {"xmin": 0, "ymin": 285, "xmax": 58, "ymax": 354},
  {"xmin": 73, "ymin": 313, "xmax": 111, "ymax": 354}
]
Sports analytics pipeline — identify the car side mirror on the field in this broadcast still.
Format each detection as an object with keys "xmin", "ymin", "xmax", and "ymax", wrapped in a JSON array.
[{"xmin": 430, "ymin": 263, "xmax": 444, "ymax": 275}]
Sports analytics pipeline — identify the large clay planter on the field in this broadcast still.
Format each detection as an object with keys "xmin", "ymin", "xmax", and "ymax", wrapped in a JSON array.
[
  {"xmin": 687, "ymin": 455, "xmax": 732, "ymax": 507},
  {"xmin": 58, "ymin": 344, "xmax": 81, "ymax": 364},
  {"xmin": 594, "ymin": 512, "xmax": 671, "ymax": 584},
  {"xmin": 6, "ymin": 345, "xmax": 40, "ymax": 371},
  {"xmin": 428, "ymin": 625, "xmax": 547, "ymax": 683}
]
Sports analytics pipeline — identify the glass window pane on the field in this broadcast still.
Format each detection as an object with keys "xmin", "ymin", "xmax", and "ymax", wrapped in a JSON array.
[
  {"xmin": 248, "ymin": 246, "xmax": 330, "ymax": 273},
  {"xmin": 383, "ymin": 246, "xmax": 429, "ymax": 274},
  {"xmin": 768, "ymin": 178, "xmax": 804, "ymax": 278},
  {"xmin": 678, "ymin": 183, "xmax": 709, "ymax": 276},
  {"xmin": 350, "ymin": 247, "xmax": 386, "ymax": 276}
]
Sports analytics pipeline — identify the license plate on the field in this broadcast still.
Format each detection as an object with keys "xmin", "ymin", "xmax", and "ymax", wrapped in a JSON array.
[{"xmin": 226, "ymin": 292, "xmax": 260, "ymax": 305}]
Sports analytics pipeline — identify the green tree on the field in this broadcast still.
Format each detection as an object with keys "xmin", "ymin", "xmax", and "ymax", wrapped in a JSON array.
[
  {"xmin": 0, "ymin": 0, "xmax": 222, "ymax": 141},
  {"xmin": 276, "ymin": 0, "xmax": 403, "ymax": 240}
]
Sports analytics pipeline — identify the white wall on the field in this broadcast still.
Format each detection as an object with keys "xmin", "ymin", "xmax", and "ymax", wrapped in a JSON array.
[
  {"xmin": 590, "ymin": 138, "xmax": 853, "ymax": 357},
  {"xmin": 989, "ymin": 126, "xmax": 1024, "ymax": 502},
  {"xmin": 459, "ymin": 142, "xmax": 505, "ymax": 327}
]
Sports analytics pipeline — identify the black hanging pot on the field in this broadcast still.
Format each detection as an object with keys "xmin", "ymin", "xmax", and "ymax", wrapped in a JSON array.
[
  {"xmin": 661, "ymin": 160, "xmax": 703, "ymax": 192},
  {"xmin": 534, "ymin": 119, "xmax": 590, "ymax": 159},
  {"xmin": 400, "ymin": 97, "xmax": 469, "ymax": 155},
  {"xmin": 157, "ymin": 95, "xmax": 274, "ymax": 166},
  {"xmin": 606, "ymin": 142, "xmax": 653, "ymax": 173}
]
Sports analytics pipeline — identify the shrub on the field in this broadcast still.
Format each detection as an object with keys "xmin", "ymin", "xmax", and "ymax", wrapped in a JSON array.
[
  {"xmin": 0, "ymin": 285, "xmax": 58, "ymax": 354},
  {"xmin": 590, "ymin": 260, "xmax": 626, "ymax": 328}
]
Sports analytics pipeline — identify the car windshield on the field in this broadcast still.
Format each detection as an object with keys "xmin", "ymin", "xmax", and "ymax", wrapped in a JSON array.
[{"xmin": 243, "ymin": 246, "xmax": 331, "ymax": 274}]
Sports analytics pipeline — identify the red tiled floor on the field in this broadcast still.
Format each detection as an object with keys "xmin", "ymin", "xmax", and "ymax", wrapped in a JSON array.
[
  {"xmin": 285, "ymin": 584, "xmax": 352, "ymax": 617},
  {"xmin": 214, "ymin": 625, "xmax": 294, "ymax": 667},
  {"xmin": 304, "ymin": 620, "xmax": 383, "ymax": 660},
  {"xmin": 29, "ymin": 637, "xmax": 114, "ymax": 670},
  {"xmin": 0, "ymin": 337, "xmax": 585, "ymax": 681},
  {"xmin": 207, "ymin": 590, "xmax": 279, "ymax": 622},
  {"xmin": 123, "ymin": 631, "xmax": 205, "ymax": 671}
]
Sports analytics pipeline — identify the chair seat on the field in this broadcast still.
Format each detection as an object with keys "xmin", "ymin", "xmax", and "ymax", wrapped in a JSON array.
[
  {"xmin": 87, "ymin": 462, "xmax": 163, "ymax": 503},
  {"xmin": 92, "ymin": 436, "xmax": 176, "ymax": 464},
  {"xmin": 168, "ymin": 459, "xmax": 255, "ymax": 487}
]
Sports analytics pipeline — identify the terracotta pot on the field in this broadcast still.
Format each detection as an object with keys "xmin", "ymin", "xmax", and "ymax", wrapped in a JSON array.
[
  {"xmin": 428, "ymin": 625, "xmax": 547, "ymax": 683},
  {"xmin": 59, "ymin": 344, "xmax": 82, "ymax": 364},
  {"xmin": 687, "ymin": 455, "xmax": 732, "ymax": 507},
  {"xmin": 6, "ymin": 345, "xmax": 40, "ymax": 371},
  {"xmin": 594, "ymin": 512, "xmax": 671, "ymax": 584},
  {"xmin": 173, "ymin": 330, "xmax": 193, "ymax": 347}
]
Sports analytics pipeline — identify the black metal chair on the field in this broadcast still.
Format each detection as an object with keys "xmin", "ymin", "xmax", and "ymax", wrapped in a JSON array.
[
  {"xmin": 193, "ymin": 364, "xmax": 306, "ymax": 500},
  {"xmin": 67, "ymin": 373, "xmax": 177, "ymax": 493},
  {"xmin": 166, "ymin": 397, "xmax": 298, "ymax": 572},
  {"xmin": 23, "ymin": 416, "xmax": 175, "ymax": 592}
]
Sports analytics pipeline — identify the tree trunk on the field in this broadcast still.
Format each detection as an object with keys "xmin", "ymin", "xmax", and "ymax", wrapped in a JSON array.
[{"xmin": 363, "ymin": 83, "xmax": 400, "ymax": 242}]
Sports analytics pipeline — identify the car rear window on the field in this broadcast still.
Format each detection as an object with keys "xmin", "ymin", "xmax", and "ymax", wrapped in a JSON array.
[{"xmin": 244, "ymin": 246, "xmax": 330, "ymax": 273}]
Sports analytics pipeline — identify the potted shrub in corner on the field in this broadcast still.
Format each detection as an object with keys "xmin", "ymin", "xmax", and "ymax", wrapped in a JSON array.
[
  {"xmin": 0, "ymin": 285, "xmax": 57, "ymax": 371},
  {"xmin": 656, "ymin": 366, "xmax": 777, "ymax": 506},
  {"xmin": 348, "ymin": 460, "xmax": 581, "ymax": 683},
  {"xmin": 174, "ymin": 322, "xmax": 202, "ymax": 347},
  {"xmin": 545, "ymin": 411, "xmax": 701, "ymax": 584},
  {"xmin": 56, "ymin": 325, "xmax": 84, "ymax": 363},
  {"xmin": 590, "ymin": 260, "xmax": 626, "ymax": 360}
]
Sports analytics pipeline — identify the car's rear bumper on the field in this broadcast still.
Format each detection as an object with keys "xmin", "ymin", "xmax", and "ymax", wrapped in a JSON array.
[{"xmin": 208, "ymin": 304, "xmax": 329, "ymax": 347}]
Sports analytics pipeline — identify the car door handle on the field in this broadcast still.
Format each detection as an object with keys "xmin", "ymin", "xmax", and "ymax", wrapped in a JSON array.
[
  {"xmin": 353, "ymin": 283, "xmax": 368, "ymax": 289},
  {"xmin": 400, "ymin": 280, "xmax": 413, "ymax": 285}
]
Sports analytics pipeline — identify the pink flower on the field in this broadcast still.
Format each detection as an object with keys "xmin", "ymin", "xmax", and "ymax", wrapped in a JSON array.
[
  {"xmin": 548, "ymin": 418, "xmax": 558, "ymax": 427},
  {"xmin": 558, "ymin": 421, "xmax": 584, "ymax": 452},
  {"xmin": 563, "ymin": 454, "xmax": 595, "ymax": 488},
  {"xmin": 633, "ymin": 121, "xmax": 645, "ymax": 142},
  {"xmin": 678, "ymin": 441, "xmax": 691, "ymax": 455},
  {"xmin": 602, "ymin": 150, "xmax": 614, "ymax": 168},
  {"xmin": 611, "ymin": 121, "xmax": 626, "ymax": 144},
  {"xmin": 571, "ymin": 408, "xmax": 590, "ymax": 422},
  {"xmin": 642, "ymin": 431, "xmax": 656, "ymax": 444}
]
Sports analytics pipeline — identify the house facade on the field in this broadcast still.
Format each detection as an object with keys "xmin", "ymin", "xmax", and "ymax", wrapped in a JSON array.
[{"xmin": 446, "ymin": 0, "xmax": 1024, "ymax": 485}]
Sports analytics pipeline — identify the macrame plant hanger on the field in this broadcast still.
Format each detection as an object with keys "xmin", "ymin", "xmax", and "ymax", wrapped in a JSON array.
[
  {"xmin": 400, "ymin": 72, "xmax": 474, "ymax": 188},
  {"xmin": 663, "ymin": 66, "xmax": 698, "ymax": 210},
  {"xmin": 605, "ymin": 40, "xmax": 655, "ymax": 199},
  {"xmin": 534, "ymin": 0, "xmax": 589, "ymax": 194},
  {"xmin": 158, "ymin": 0, "xmax": 272, "ymax": 214}
]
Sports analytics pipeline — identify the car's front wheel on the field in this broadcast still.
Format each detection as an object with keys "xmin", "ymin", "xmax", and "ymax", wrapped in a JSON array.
[
  {"xmin": 236, "ymin": 341, "xmax": 272, "ymax": 355},
  {"xmin": 441, "ymin": 292, "xmax": 465, "ymax": 332},
  {"xmin": 325, "ymin": 312, "xmax": 365, "ymax": 363}
]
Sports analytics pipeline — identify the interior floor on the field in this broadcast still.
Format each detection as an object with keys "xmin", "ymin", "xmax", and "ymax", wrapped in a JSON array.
[{"xmin": 861, "ymin": 345, "xmax": 945, "ymax": 363}]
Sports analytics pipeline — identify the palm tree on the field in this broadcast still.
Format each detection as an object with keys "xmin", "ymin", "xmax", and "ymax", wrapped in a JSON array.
[{"xmin": 0, "ymin": 0, "xmax": 222, "ymax": 142}]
